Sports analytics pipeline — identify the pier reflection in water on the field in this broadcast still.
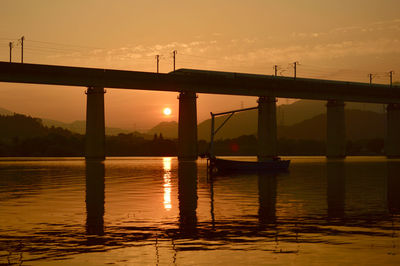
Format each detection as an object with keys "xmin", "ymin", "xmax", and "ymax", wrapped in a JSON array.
[
  {"xmin": 257, "ymin": 172, "xmax": 277, "ymax": 226},
  {"xmin": 85, "ymin": 161, "xmax": 105, "ymax": 236},
  {"xmin": 327, "ymin": 160, "xmax": 346, "ymax": 221},
  {"xmin": 388, "ymin": 161, "xmax": 400, "ymax": 215},
  {"xmin": 177, "ymin": 161, "xmax": 198, "ymax": 235},
  {"xmin": 0, "ymin": 157, "xmax": 400, "ymax": 265}
]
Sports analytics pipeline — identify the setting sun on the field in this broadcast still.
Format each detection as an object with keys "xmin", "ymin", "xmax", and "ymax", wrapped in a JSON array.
[{"xmin": 163, "ymin": 108, "xmax": 172, "ymax": 116}]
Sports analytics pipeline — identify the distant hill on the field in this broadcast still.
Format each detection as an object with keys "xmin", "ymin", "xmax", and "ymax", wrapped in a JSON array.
[
  {"xmin": 0, "ymin": 106, "xmax": 134, "ymax": 136},
  {"xmin": 1, "ymin": 98, "xmax": 387, "ymax": 139},
  {"xmin": 147, "ymin": 121, "xmax": 178, "ymax": 139},
  {"xmin": 149, "ymin": 109, "xmax": 385, "ymax": 141},
  {"xmin": 278, "ymin": 109, "xmax": 384, "ymax": 141},
  {"xmin": 276, "ymin": 99, "xmax": 384, "ymax": 126},
  {"xmin": 148, "ymin": 99, "xmax": 386, "ymax": 140},
  {"xmin": 0, "ymin": 107, "xmax": 13, "ymax": 116},
  {"xmin": 0, "ymin": 114, "xmax": 49, "ymax": 142},
  {"xmin": 41, "ymin": 119, "xmax": 132, "ymax": 136},
  {"xmin": 200, "ymin": 109, "xmax": 385, "ymax": 141},
  {"xmin": 0, "ymin": 113, "xmax": 176, "ymax": 157},
  {"xmin": 0, "ymin": 114, "xmax": 84, "ymax": 157}
]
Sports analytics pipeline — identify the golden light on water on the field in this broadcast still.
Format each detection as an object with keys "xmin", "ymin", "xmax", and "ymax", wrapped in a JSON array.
[
  {"xmin": 163, "ymin": 157, "xmax": 172, "ymax": 210},
  {"xmin": 163, "ymin": 108, "xmax": 172, "ymax": 116}
]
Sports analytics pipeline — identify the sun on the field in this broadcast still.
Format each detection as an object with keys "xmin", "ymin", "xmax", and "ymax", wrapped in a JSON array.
[{"xmin": 163, "ymin": 107, "xmax": 172, "ymax": 116}]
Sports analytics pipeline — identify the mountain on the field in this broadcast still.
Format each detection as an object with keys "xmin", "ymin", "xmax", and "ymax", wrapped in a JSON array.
[
  {"xmin": 278, "ymin": 109, "xmax": 384, "ymax": 141},
  {"xmin": 0, "ymin": 107, "xmax": 13, "ymax": 116},
  {"xmin": 41, "ymin": 119, "xmax": 131, "ymax": 136},
  {"xmin": 0, "ymin": 113, "xmax": 175, "ymax": 157},
  {"xmin": 1, "ymin": 98, "xmax": 387, "ymax": 139},
  {"xmin": 0, "ymin": 114, "xmax": 49, "ymax": 141},
  {"xmin": 148, "ymin": 99, "xmax": 386, "ymax": 140},
  {"xmin": 148, "ymin": 109, "xmax": 385, "ymax": 142},
  {"xmin": 0, "ymin": 106, "xmax": 132, "ymax": 136},
  {"xmin": 199, "ymin": 109, "xmax": 385, "ymax": 141},
  {"xmin": 147, "ymin": 121, "xmax": 178, "ymax": 139},
  {"xmin": 276, "ymin": 99, "xmax": 384, "ymax": 126}
]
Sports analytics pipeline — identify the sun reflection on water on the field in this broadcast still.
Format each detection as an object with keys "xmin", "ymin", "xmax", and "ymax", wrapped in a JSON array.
[{"xmin": 163, "ymin": 157, "xmax": 172, "ymax": 210}]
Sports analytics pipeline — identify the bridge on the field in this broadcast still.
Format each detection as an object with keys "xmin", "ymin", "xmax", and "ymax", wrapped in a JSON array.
[{"xmin": 1, "ymin": 61, "xmax": 399, "ymax": 160}]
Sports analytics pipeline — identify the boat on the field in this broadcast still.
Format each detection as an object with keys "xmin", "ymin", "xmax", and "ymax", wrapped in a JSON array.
[
  {"xmin": 208, "ymin": 157, "xmax": 290, "ymax": 173},
  {"xmin": 207, "ymin": 106, "xmax": 290, "ymax": 174}
]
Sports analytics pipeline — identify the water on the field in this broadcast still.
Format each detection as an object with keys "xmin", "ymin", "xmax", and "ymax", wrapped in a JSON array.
[{"xmin": 0, "ymin": 157, "xmax": 399, "ymax": 265}]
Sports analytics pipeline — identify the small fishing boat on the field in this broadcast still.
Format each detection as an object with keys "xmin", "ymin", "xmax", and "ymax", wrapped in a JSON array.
[
  {"xmin": 207, "ymin": 106, "xmax": 290, "ymax": 174},
  {"xmin": 208, "ymin": 157, "xmax": 290, "ymax": 173}
]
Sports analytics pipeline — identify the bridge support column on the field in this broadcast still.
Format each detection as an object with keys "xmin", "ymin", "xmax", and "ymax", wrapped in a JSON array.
[
  {"xmin": 85, "ymin": 87, "xmax": 106, "ymax": 161},
  {"xmin": 178, "ymin": 91, "xmax": 198, "ymax": 161},
  {"xmin": 257, "ymin": 96, "xmax": 277, "ymax": 161},
  {"xmin": 326, "ymin": 100, "xmax": 346, "ymax": 158},
  {"xmin": 386, "ymin": 103, "xmax": 400, "ymax": 158}
]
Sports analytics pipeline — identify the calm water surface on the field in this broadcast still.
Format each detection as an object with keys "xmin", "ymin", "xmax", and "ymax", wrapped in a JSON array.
[{"xmin": 0, "ymin": 156, "xmax": 399, "ymax": 265}]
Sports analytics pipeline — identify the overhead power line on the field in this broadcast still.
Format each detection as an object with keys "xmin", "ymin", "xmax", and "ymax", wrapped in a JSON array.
[
  {"xmin": 26, "ymin": 39, "xmax": 102, "ymax": 50},
  {"xmin": 2, "ymin": 37, "xmax": 398, "ymax": 84}
]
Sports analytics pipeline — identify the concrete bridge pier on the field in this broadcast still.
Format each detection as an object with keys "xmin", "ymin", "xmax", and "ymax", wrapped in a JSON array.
[
  {"xmin": 326, "ymin": 100, "xmax": 346, "ymax": 158},
  {"xmin": 85, "ymin": 87, "xmax": 106, "ymax": 161},
  {"xmin": 178, "ymin": 91, "xmax": 198, "ymax": 161},
  {"xmin": 257, "ymin": 96, "xmax": 277, "ymax": 161},
  {"xmin": 386, "ymin": 103, "xmax": 400, "ymax": 158}
]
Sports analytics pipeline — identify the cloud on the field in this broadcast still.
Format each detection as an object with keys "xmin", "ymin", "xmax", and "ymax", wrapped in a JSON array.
[
  {"xmin": 330, "ymin": 18, "xmax": 400, "ymax": 35},
  {"xmin": 224, "ymin": 38, "xmax": 400, "ymax": 65}
]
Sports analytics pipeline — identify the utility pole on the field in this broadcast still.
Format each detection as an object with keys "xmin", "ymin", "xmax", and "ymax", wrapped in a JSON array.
[
  {"xmin": 273, "ymin": 65, "xmax": 279, "ymax": 77},
  {"xmin": 389, "ymin": 70, "xmax": 394, "ymax": 87},
  {"xmin": 367, "ymin": 73, "xmax": 376, "ymax": 111},
  {"xmin": 20, "ymin": 36, "xmax": 24, "ymax": 63},
  {"xmin": 155, "ymin": 55, "xmax": 160, "ymax": 73},
  {"xmin": 172, "ymin": 50, "xmax": 177, "ymax": 71},
  {"xmin": 292, "ymin": 61, "xmax": 299, "ymax": 79},
  {"xmin": 9, "ymin": 42, "xmax": 13, "ymax": 62},
  {"xmin": 368, "ymin": 73, "xmax": 374, "ymax": 85}
]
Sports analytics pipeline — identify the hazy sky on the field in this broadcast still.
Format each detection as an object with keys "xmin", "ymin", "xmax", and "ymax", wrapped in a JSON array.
[{"xmin": 0, "ymin": 0, "xmax": 399, "ymax": 130}]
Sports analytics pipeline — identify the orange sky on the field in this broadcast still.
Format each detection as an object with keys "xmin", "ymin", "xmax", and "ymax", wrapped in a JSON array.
[{"xmin": 0, "ymin": 0, "xmax": 399, "ymax": 130}]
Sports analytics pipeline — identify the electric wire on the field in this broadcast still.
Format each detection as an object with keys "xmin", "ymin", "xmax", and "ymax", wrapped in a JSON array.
[{"xmin": 1, "ymin": 36, "xmax": 397, "ymax": 83}]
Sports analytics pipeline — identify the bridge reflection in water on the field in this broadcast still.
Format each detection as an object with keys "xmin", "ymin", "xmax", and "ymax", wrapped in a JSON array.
[
  {"xmin": 177, "ymin": 161, "xmax": 198, "ymax": 236},
  {"xmin": 258, "ymin": 172, "xmax": 277, "ymax": 227},
  {"xmin": 85, "ymin": 161, "xmax": 105, "ymax": 237},
  {"xmin": 82, "ymin": 159, "xmax": 400, "ymax": 239},
  {"xmin": 387, "ymin": 161, "xmax": 400, "ymax": 215},
  {"xmin": 2, "ymin": 158, "xmax": 400, "ymax": 264},
  {"xmin": 327, "ymin": 160, "xmax": 346, "ymax": 221},
  {"xmin": 69, "ymin": 158, "xmax": 400, "ymax": 263}
]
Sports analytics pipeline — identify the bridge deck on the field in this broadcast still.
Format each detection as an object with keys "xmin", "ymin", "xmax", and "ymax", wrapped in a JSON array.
[{"xmin": 0, "ymin": 61, "xmax": 399, "ymax": 104}]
